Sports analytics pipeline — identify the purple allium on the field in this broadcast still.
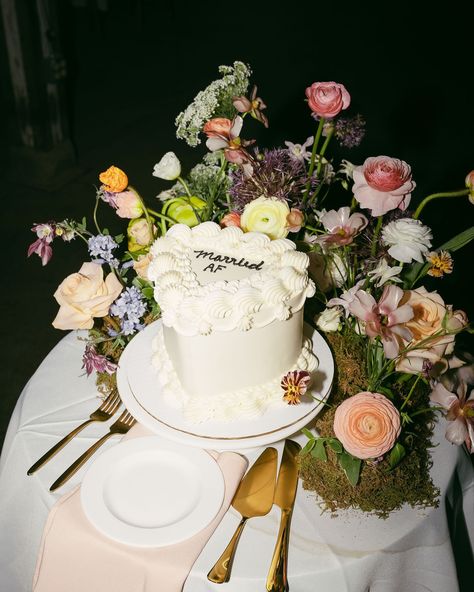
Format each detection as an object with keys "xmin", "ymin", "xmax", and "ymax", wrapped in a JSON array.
[
  {"xmin": 229, "ymin": 148, "xmax": 307, "ymax": 211},
  {"xmin": 82, "ymin": 344, "xmax": 117, "ymax": 376},
  {"xmin": 109, "ymin": 286, "xmax": 147, "ymax": 335},
  {"xmin": 88, "ymin": 234, "xmax": 119, "ymax": 267},
  {"xmin": 334, "ymin": 114, "xmax": 366, "ymax": 148}
]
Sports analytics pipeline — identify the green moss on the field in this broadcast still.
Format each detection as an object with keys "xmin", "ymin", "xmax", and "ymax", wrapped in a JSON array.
[{"xmin": 299, "ymin": 332, "xmax": 440, "ymax": 518}]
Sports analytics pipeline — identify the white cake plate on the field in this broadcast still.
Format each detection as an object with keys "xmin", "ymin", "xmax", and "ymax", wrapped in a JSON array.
[{"xmin": 116, "ymin": 320, "xmax": 334, "ymax": 450}]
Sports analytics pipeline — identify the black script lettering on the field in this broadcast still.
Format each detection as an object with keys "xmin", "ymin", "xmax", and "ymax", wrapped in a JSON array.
[{"xmin": 203, "ymin": 263, "xmax": 227, "ymax": 273}]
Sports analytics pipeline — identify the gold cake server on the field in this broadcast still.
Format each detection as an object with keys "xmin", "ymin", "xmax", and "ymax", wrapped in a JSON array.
[
  {"xmin": 207, "ymin": 446, "xmax": 278, "ymax": 584},
  {"xmin": 266, "ymin": 439, "xmax": 301, "ymax": 592}
]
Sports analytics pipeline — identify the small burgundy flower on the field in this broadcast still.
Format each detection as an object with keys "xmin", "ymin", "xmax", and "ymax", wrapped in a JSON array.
[
  {"xmin": 281, "ymin": 370, "xmax": 311, "ymax": 405},
  {"xmin": 27, "ymin": 222, "xmax": 57, "ymax": 266},
  {"xmin": 82, "ymin": 344, "xmax": 117, "ymax": 376}
]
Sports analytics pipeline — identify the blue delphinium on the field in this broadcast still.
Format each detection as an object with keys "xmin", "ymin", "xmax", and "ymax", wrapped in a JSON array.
[
  {"xmin": 109, "ymin": 286, "xmax": 147, "ymax": 335},
  {"xmin": 88, "ymin": 234, "xmax": 119, "ymax": 267}
]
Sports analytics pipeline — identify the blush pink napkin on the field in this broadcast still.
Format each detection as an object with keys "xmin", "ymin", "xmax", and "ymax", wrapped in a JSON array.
[{"xmin": 32, "ymin": 424, "xmax": 248, "ymax": 592}]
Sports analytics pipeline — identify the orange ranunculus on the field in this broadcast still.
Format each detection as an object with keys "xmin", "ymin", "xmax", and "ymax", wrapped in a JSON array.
[
  {"xmin": 99, "ymin": 165, "xmax": 128, "ymax": 193},
  {"xmin": 333, "ymin": 392, "xmax": 401, "ymax": 460}
]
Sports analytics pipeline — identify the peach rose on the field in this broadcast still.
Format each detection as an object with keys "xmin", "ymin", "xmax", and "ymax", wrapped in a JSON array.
[
  {"xmin": 99, "ymin": 165, "xmax": 128, "ymax": 193},
  {"xmin": 352, "ymin": 156, "xmax": 415, "ymax": 216},
  {"xmin": 305, "ymin": 81, "xmax": 351, "ymax": 118},
  {"xmin": 52, "ymin": 262, "xmax": 123, "ymax": 330},
  {"xmin": 114, "ymin": 190, "xmax": 143, "ymax": 219},
  {"xmin": 396, "ymin": 287, "xmax": 468, "ymax": 374},
  {"xmin": 133, "ymin": 253, "xmax": 152, "ymax": 280},
  {"xmin": 333, "ymin": 392, "xmax": 401, "ymax": 459}
]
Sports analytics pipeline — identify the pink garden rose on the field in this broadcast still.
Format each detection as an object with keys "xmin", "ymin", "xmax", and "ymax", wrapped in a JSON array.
[
  {"xmin": 352, "ymin": 156, "xmax": 416, "ymax": 216},
  {"xmin": 333, "ymin": 392, "xmax": 401, "ymax": 459},
  {"xmin": 305, "ymin": 82, "xmax": 351, "ymax": 118},
  {"xmin": 52, "ymin": 262, "xmax": 123, "ymax": 330}
]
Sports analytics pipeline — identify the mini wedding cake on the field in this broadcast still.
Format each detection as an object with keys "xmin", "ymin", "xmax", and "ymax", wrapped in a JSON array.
[{"xmin": 147, "ymin": 221, "xmax": 318, "ymax": 422}]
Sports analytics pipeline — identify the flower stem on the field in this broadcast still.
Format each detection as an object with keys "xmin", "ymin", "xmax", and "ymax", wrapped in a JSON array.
[
  {"xmin": 370, "ymin": 215, "xmax": 384, "ymax": 257},
  {"xmin": 400, "ymin": 374, "xmax": 421, "ymax": 411},
  {"xmin": 177, "ymin": 176, "xmax": 192, "ymax": 197},
  {"xmin": 147, "ymin": 208, "xmax": 179, "ymax": 225},
  {"xmin": 128, "ymin": 185, "xmax": 154, "ymax": 243},
  {"xmin": 413, "ymin": 189, "xmax": 469, "ymax": 219},
  {"xmin": 93, "ymin": 197, "xmax": 101, "ymax": 234},
  {"xmin": 205, "ymin": 155, "xmax": 227, "ymax": 221},
  {"xmin": 310, "ymin": 126, "xmax": 334, "ymax": 203},
  {"xmin": 302, "ymin": 117, "xmax": 325, "ymax": 205}
]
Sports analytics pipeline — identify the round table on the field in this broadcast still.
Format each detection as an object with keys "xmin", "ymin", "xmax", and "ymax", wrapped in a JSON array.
[{"xmin": 0, "ymin": 331, "xmax": 473, "ymax": 592}]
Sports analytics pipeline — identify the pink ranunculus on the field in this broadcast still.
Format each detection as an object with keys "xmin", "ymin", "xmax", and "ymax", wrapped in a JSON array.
[
  {"xmin": 316, "ymin": 206, "xmax": 368, "ymax": 247},
  {"xmin": 113, "ymin": 190, "xmax": 143, "ymax": 219},
  {"xmin": 286, "ymin": 208, "xmax": 304, "ymax": 232},
  {"xmin": 220, "ymin": 211, "xmax": 241, "ymax": 228},
  {"xmin": 333, "ymin": 392, "xmax": 401, "ymax": 459},
  {"xmin": 348, "ymin": 284, "xmax": 414, "ymax": 359},
  {"xmin": 352, "ymin": 156, "xmax": 416, "ymax": 216},
  {"xmin": 305, "ymin": 82, "xmax": 351, "ymax": 119}
]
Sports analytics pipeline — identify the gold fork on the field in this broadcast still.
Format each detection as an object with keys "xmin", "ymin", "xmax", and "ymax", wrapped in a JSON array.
[
  {"xmin": 49, "ymin": 409, "xmax": 137, "ymax": 491},
  {"xmin": 27, "ymin": 389, "xmax": 122, "ymax": 475}
]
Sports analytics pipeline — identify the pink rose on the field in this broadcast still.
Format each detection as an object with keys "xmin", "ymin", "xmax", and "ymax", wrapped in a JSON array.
[
  {"xmin": 52, "ymin": 262, "xmax": 123, "ymax": 330},
  {"xmin": 220, "ymin": 212, "xmax": 241, "ymax": 228},
  {"xmin": 333, "ymin": 392, "xmax": 401, "ymax": 460},
  {"xmin": 305, "ymin": 81, "xmax": 351, "ymax": 119},
  {"xmin": 114, "ymin": 190, "xmax": 143, "ymax": 219},
  {"xmin": 352, "ymin": 156, "xmax": 416, "ymax": 216}
]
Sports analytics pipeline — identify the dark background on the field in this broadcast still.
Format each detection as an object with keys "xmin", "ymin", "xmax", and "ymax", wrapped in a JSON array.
[{"xmin": 1, "ymin": 0, "xmax": 473, "ymax": 448}]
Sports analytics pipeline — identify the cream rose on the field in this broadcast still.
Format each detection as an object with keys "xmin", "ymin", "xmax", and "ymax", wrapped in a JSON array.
[
  {"xmin": 52, "ymin": 262, "xmax": 123, "ymax": 330},
  {"xmin": 133, "ymin": 253, "xmax": 153, "ymax": 280},
  {"xmin": 333, "ymin": 392, "xmax": 401, "ymax": 459},
  {"xmin": 127, "ymin": 218, "xmax": 154, "ymax": 252},
  {"xmin": 396, "ymin": 287, "xmax": 468, "ymax": 374},
  {"xmin": 241, "ymin": 197, "xmax": 290, "ymax": 239}
]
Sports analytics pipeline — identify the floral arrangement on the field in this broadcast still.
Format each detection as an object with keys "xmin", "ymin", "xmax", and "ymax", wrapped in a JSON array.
[{"xmin": 28, "ymin": 61, "xmax": 474, "ymax": 514}]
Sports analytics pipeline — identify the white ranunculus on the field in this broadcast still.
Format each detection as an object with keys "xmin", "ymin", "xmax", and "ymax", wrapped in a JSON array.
[
  {"xmin": 381, "ymin": 218, "xmax": 432, "ymax": 263},
  {"xmin": 316, "ymin": 306, "xmax": 342, "ymax": 332},
  {"xmin": 152, "ymin": 152, "xmax": 181, "ymax": 181}
]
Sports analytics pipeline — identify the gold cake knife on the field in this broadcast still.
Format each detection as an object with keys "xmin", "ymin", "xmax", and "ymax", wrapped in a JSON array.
[{"xmin": 266, "ymin": 439, "xmax": 301, "ymax": 592}]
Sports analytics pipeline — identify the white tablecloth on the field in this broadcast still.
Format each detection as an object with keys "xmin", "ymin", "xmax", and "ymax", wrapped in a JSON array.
[{"xmin": 0, "ymin": 331, "xmax": 473, "ymax": 592}]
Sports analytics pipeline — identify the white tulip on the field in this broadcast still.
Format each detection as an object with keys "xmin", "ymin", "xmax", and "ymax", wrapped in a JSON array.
[
  {"xmin": 315, "ymin": 306, "xmax": 342, "ymax": 333},
  {"xmin": 152, "ymin": 152, "xmax": 181, "ymax": 181}
]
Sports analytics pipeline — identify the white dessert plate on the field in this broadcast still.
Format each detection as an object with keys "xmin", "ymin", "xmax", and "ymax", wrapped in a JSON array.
[
  {"xmin": 80, "ymin": 436, "xmax": 224, "ymax": 547},
  {"xmin": 116, "ymin": 320, "xmax": 334, "ymax": 450}
]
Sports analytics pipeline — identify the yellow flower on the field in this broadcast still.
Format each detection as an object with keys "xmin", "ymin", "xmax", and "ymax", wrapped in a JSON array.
[
  {"xmin": 99, "ymin": 165, "xmax": 128, "ymax": 193},
  {"xmin": 426, "ymin": 250, "xmax": 453, "ymax": 278},
  {"xmin": 240, "ymin": 196, "xmax": 290, "ymax": 239}
]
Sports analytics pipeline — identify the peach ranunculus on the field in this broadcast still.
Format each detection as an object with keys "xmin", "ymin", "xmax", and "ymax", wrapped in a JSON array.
[
  {"xmin": 333, "ymin": 392, "xmax": 401, "ymax": 460},
  {"xmin": 220, "ymin": 211, "xmax": 241, "ymax": 228},
  {"xmin": 203, "ymin": 117, "xmax": 234, "ymax": 139},
  {"xmin": 52, "ymin": 262, "xmax": 123, "ymax": 330},
  {"xmin": 99, "ymin": 165, "xmax": 128, "ymax": 193},
  {"xmin": 305, "ymin": 81, "xmax": 351, "ymax": 119},
  {"xmin": 352, "ymin": 156, "xmax": 416, "ymax": 216},
  {"xmin": 286, "ymin": 208, "xmax": 304, "ymax": 233},
  {"xmin": 396, "ymin": 287, "xmax": 468, "ymax": 374}
]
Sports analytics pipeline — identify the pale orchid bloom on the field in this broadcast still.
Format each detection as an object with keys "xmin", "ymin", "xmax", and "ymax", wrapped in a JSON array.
[
  {"xmin": 348, "ymin": 284, "xmax": 414, "ymax": 359},
  {"xmin": 368, "ymin": 258, "xmax": 403, "ymax": 287},
  {"xmin": 327, "ymin": 279, "xmax": 365, "ymax": 317},
  {"xmin": 315, "ymin": 206, "xmax": 368, "ymax": 248},
  {"xmin": 430, "ymin": 381, "xmax": 474, "ymax": 451},
  {"xmin": 284, "ymin": 136, "xmax": 314, "ymax": 162}
]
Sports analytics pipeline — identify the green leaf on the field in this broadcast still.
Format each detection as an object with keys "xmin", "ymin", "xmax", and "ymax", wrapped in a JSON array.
[
  {"xmin": 327, "ymin": 438, "xmax": 343, "ymax": 453},
  {"xmin": 438, "ymin": 226, "xmax": 474, "ymax": 252},
  {"xmin": 388, "ymin": 443, "xmax": 406, "ymax": 470},
  {"xmin": 114, "ymin": 234, "xmax": 125, "ymax": 244},
  {"xmin": 338, "ymin": 452, "xmax": 361, "ymax": 486},
  {"xmin": 141, "ymin": 287, "xmax": 154, "ymax": 300},
  {"xmin": 301, "ymin": 428, "xmax": 315, "ymax": 440},
  {"xmin": 376, "ymin": 386, "xmax": 394, "ymax": 400},
  {"xmin": 311, "ymin": 438, "xmax": 327, "ymax": 461},
  {"xmin": 302, "ymin": 439, "xmax": 316, "ymax": 454}
]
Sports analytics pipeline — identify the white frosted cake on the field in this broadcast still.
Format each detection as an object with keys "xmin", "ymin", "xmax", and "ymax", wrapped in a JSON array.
[{"xmin": 147, "ymin": 221, "xmax": 318, "ymax": 422}]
